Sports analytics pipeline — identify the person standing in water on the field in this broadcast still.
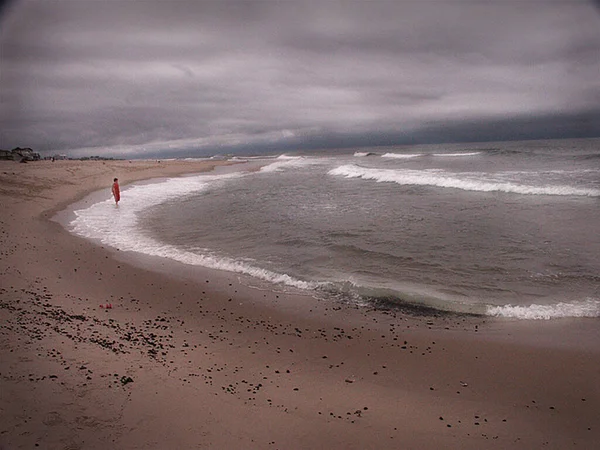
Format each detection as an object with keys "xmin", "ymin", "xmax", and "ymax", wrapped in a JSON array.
[{"xmin": 111, "ymin": 178, "xmax": 120, "ymax": 206}]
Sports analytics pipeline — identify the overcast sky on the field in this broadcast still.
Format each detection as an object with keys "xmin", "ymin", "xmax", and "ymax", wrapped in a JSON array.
[{"xmin": 1, "ymin": 0, "xmax": 599, "ymax": 157}]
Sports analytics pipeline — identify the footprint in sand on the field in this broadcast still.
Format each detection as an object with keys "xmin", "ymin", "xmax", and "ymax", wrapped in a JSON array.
[
  {"xmin": 42, "ymin": 411, "xmax": 64, "ymax": 426},
  {"xmin": 75, "ymin": 415, "xmax": 102, "ymax": 427},
  {"xmin": 62, "ymin": 443, "xmax": 83, "ymax": 450}
]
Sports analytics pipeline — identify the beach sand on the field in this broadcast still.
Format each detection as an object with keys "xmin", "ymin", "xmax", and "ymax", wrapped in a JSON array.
[{"xmin": 1, "ymin": 159, "xmax": 598, "ymax": 449}]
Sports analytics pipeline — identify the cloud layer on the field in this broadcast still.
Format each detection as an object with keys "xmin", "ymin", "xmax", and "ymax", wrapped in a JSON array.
[{"xmin": 1, "ymin": 0, "xmax": 599, "ymax": 157}]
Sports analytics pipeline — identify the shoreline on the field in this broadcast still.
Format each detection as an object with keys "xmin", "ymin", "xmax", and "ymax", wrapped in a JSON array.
[{"xmin": 1, "ymin": 159, "xmax": 599, "ymax": 449}]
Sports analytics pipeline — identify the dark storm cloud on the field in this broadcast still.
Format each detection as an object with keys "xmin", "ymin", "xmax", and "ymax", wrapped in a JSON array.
[{"xmin": 1, "ymin": 0, "xmax": 599, "ymax": 157}]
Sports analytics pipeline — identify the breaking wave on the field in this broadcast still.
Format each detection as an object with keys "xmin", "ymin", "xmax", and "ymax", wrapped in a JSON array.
[
  {"xmin": 432, "ymin": 152, "xmax": 481, "ymax": 157},
  {"xmin": 380, "ymin": 151, "xmax": 481, "ymax": 159},
  {"xmin": 487, "ymin": 299, "xmax": 600, "ymax": 320},
  {"xmin": 381, "ymin": 153, "xmax": 422, "ymax": 159},
  {"xmin": 260, "ymin": 155, "xmax": 320, "ymax": 173},
  {"xmin": 328, "ymin": 164, "xmax": 600, "ymax": 197},
  {"xmin": 69, "ymin": 172, "xmax": 323, "ymax": 291},
  {"xmin": 317, "ymin": 280, "xmax": 600, "ymax": 320}
]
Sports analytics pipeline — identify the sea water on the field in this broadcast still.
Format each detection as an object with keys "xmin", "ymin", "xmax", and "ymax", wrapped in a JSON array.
[{"xmin": 69, "ymin": 138, "xmax": 600, "ymax": 320}]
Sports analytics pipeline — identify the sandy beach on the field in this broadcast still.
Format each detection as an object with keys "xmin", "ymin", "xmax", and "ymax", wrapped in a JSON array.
[{"xmin": 1, "ymin": 159, "xmax": 599, "ymax": 450}]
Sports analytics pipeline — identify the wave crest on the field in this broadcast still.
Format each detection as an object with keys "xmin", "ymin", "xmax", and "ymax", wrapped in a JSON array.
[
  {"xmin": 381, "ymin": 153, "xmax": 422, "ymax": 159},
  {"xmin": 328, "ymin": 164, "xmax": 600, "ymax": 197},
  {"xmin": 260, "ymin": 155, "xmax": 319, "ymax": 173},
  {"xmin": 70, "ymin": 173, "xmax": 322, "ymax": 291},
  {"xmin": 432, "ymin": 152, "xmax": 481, "ymax": 157},
  {"xmin": 487, "ymin": 299, "xmax": 600, "ymax": 320}
]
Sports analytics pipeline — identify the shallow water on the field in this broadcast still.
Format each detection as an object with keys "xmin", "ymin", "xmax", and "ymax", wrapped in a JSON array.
[{"xmin": 69, "ymin": 139, "xmax": 600, "ymax": 319}]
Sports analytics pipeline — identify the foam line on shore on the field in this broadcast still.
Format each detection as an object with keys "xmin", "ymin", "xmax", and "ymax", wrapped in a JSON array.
[
  {"xmin": 487, "ymin": 299, "xmax": 600, "ymax": 320},
  {"xmin": 69, "ymin": 170, "xmax": 322, "ymax": 291}
]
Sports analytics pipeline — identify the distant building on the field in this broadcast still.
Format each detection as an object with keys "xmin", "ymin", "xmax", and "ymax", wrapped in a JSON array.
[
  {"xmin": 10, "ymin": 147, "xmax": 41, "ymax": 161},
  {"xmin": 0, "ymin": 149, "xmax": 12, "ymax": 160}
]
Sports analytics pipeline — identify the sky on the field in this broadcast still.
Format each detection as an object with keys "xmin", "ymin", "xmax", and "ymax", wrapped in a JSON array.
[{"xmin": 1, "ymin": 0, "xmax": 599, "ymax": 158}]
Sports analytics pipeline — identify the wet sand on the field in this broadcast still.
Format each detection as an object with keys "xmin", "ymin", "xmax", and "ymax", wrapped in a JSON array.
[{"xmin": 1, "ymin": 159, "xmax": 599, "ymax": 449}]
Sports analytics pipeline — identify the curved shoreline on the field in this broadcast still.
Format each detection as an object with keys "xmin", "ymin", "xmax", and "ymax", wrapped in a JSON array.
[
  {"xmin": 62, "ymin": 159, "xmax": 600, "ymax": 321},
  {"xmin": 1, "ymin": 159, "xmax": 599, "ymax": 449}
]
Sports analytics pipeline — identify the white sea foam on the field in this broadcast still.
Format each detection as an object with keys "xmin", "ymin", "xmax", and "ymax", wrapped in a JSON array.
[
  {"xmin": 69, "ymin": 171, "xmax": 321, "ymax": 290},
  {"xmin": 433, "ymin": 152, "xmax": 481, "ymax": 157},
  {"xmin": 354, "ymin": 152, "xmax": 375, "ymax": 157},
  {"xmin": 381, "ymin": 153, "xmax": 422, "ymax": 159},
  {"xmin": 487, "ymin": 299, "xmax": 600, "ymax": 320},
  {"xmin": 328, "ymin": 164, "xmax": 600, "ymax": 197},
  {"xmin": 260, "ymin": 155, "xmax": 321, "ymax": 173}
]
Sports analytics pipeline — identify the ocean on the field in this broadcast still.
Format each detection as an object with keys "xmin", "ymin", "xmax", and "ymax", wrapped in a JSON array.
[{"xmin": 69, "ymin": 138, "xmax": 600, "ymax": 320}]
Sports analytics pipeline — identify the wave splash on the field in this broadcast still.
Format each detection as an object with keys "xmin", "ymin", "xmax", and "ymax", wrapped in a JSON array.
[
  {"xmin": 433, "ymin": 152, "xmax": 481, "ymax": 157},
  {"xmin": 382, "ymin": 153, "xmax": 422, "ymax": 159},
  {"xmin": 68, "ymin": 160, "xmax": 600, "ymax": 322},
  {"xmin": 381, "ymin": 152, "xmax": 481, "ymax": 158},
  {"xmin": 328, "ymin": 164, "xmax": 600, "ymax": 197},
  {"xmin": 70, "ymin": 172, "xmax": 323, "ymax": 291},
  {"xmin": 487, "ymin": 299, "xmax": 600, "ymax": 320},
  {"xmin": 318, "ymin": 279, "xmax": 600, "ymax": 320},
  {"xmin": 260, "ymin": 155, "xmax": 323, "ymax": 173}
]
